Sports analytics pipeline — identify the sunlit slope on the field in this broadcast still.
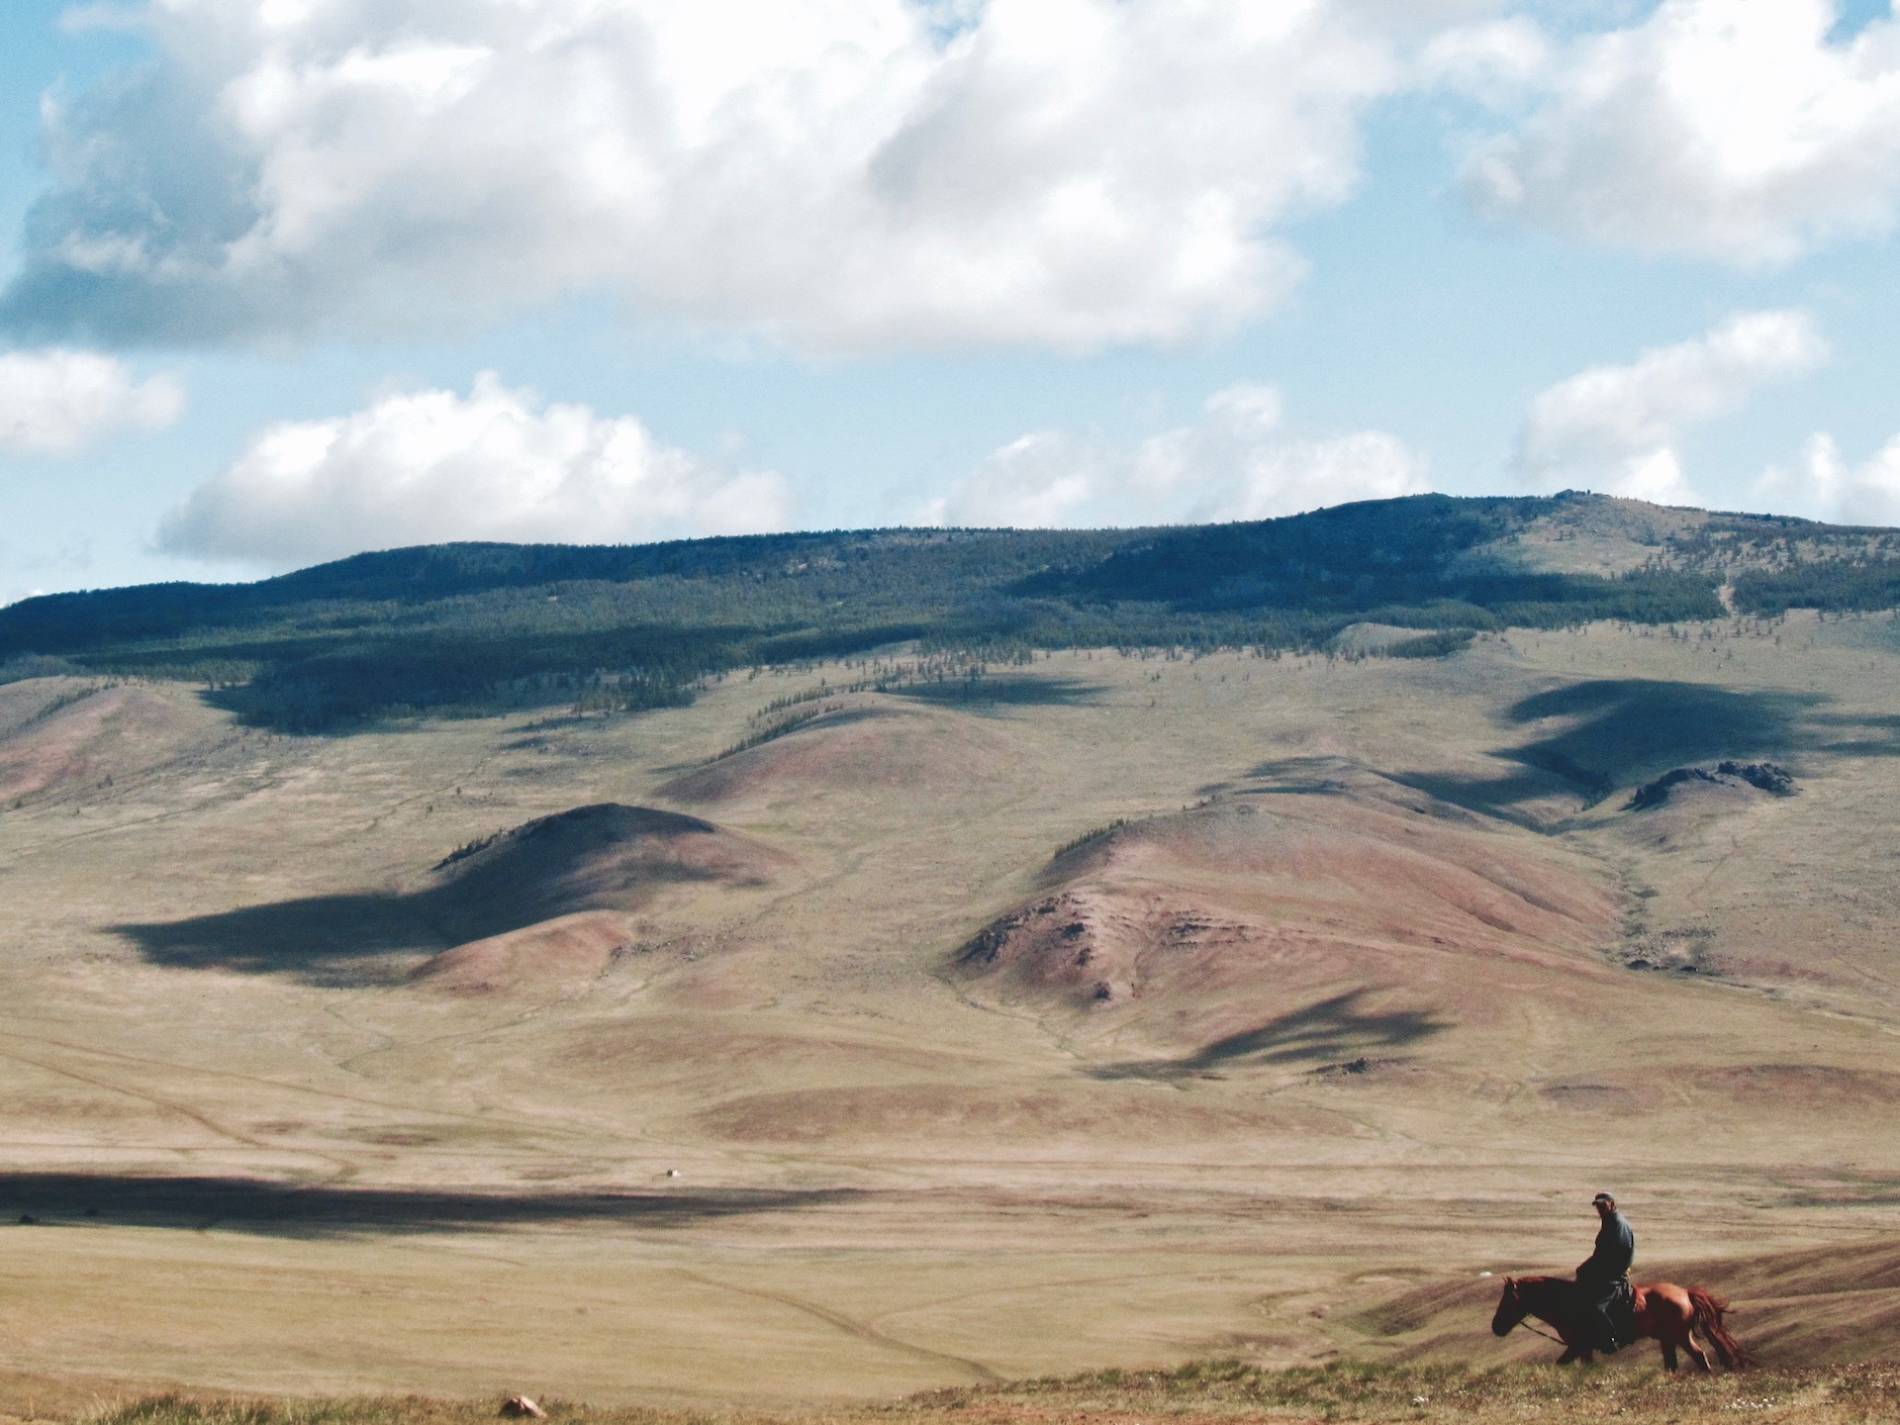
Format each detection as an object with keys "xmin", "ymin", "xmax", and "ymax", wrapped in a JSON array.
[
  {"xmin": 956, "ymin": 769, "xmax": 1619, "ymax": 1040},
  {"xmin": 0, "ymin": 678, "xmax": 230, "ymax": 804}
]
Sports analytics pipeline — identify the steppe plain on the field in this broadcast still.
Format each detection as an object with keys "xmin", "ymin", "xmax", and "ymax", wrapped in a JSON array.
[{"xmin": 2, "ymin": 608, "xmax": 1898, "ymax": 1411}]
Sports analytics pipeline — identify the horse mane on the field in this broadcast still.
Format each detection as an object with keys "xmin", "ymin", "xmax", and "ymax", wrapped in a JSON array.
[{"xmin": 1510, "ymin": 1275, "xmax": 1583, "ymax": 1316}]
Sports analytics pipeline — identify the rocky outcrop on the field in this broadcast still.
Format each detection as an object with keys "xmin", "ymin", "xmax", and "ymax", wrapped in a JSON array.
[{"xmin": 1627, "ymin": 761, "xmax": 1797, "ymax": 811}]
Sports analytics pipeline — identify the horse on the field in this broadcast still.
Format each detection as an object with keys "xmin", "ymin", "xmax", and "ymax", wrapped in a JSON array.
[{"xmin": 1490, "ymin": 1274, "xmax": 1751, "ymax": 1372}]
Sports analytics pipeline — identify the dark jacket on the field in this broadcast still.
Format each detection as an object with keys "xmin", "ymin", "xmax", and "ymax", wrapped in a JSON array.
[{"xmin": 1578, "ymin": 1211, "xmax": 1635, "ymax": 1285}]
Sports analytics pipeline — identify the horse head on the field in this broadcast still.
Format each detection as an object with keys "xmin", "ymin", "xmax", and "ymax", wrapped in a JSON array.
[{"xmin": 1491, "ymin": 1276, "xmax": 1525, "ymax": 1337}]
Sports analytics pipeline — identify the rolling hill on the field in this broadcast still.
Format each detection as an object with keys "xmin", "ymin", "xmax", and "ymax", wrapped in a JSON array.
[{"xmin": 0, "ymin": 493, "xmax": 1896, "ymax": 1408}]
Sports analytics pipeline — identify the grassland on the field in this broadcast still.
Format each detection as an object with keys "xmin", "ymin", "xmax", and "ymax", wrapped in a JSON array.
[
  {"xmin": 12, "ymin": 1361, "xmax": 1900, "ymax": 1425},
  {"xmin": 0, "ymin": 597, "xmax": 1896, "ymax": 1410}
]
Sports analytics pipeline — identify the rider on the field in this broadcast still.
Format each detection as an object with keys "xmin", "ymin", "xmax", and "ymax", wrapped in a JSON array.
[{"xmin": 1576, "ymin": 1191, "xmax": 1635, "ymax": 1354}]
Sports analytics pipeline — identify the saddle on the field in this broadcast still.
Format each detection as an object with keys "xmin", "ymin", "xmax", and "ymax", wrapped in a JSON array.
[
  {"xmin": 1609, "ymin": 1278, "xmax": 1639, "ymax": 1344},
  {"xmin": 1574, "ymin": 1275, "xmax": 1638, "ymax": 1348}
]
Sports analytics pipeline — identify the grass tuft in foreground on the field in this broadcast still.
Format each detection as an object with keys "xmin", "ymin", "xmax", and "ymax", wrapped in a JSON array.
[
  {"xmin": 69, "ymin": 1361, "xmax": 1900, "ymax": 1425},
  {"xmin": 935, "ymin": 1358, "xmax": 1900, "ymax": 1421},
  {"xmin": 84, "ymin": 1399, "xmax": 683, "ymax": 1425}
]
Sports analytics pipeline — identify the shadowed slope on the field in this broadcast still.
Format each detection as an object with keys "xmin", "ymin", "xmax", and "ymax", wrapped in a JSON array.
[
  {"xmin": 114, "ymin": 802, "xmax": 783, "ymax": 986},
  {"xmin": 425, "ymin": 802, "xmax": 779, "ymax": 933},
  {"xmin": 1392, "ymin": 679, "xmax": 1819, "ymax": 817}
]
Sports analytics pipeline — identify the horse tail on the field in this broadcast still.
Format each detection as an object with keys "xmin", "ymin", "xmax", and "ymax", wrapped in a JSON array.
[{"xmin": 1688, "ymin": 1287, "xmax": 1752, "ymax": 1369}]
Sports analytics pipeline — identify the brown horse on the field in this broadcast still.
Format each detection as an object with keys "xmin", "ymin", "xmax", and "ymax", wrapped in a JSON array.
[{"xmin": 1490, "ymin": 1275, "xmax": 1751, "ymax": 1371}]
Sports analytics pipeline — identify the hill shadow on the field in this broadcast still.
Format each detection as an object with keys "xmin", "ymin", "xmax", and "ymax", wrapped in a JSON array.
[
  {"xmin": 882, "ymin": 676, "xmax": 1107, "ymax": 714},
  {"xmin": 1392, "ymin": 678, "xmax": 1825, "ymax": 815},
  {"xmin": 1235, "ymin": 755, "xmax": 1358, "ymax": 796},
  {"xmin": 0, "ymin": 1172, "xmax": 860, "ymax": 1240},
  {"xmin": 1806, "ymin": 711, "xmax": 1900, "ymax": 759},
  {"xmin": 1089, "ymin": 989, "xmax": 1447, "ymax": 1081},
  {"xmin": 115, "ymin": 893, "xmax": 444, "ymax": 984},
  {"xmin": 112, "ymin": 803, "xmax": 745, "ymax": 983}
]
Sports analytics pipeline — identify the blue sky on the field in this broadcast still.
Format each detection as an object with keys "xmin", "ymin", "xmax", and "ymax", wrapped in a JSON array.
[{"xmin": 2, "ymin": 0, "xmax": 1898, "ymax": 602}]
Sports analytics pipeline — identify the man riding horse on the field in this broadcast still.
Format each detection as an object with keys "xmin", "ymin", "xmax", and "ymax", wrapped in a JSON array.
[
  {"xmin": 1489, "ymin": 1192, "xmax": 1749, "ymax": 1372},
  {"xmin": 1577, "ymin": 1191, "xmax": 1635, "ymax": 1353}
]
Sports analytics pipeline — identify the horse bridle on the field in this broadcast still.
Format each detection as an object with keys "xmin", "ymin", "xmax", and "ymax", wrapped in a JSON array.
[
  {"xmin": 1500, "ymin": 1281, "xmax": 1571, "ymax": 1347},
  {"xmin": 1514, "ymin": 1318, "xmax": 1568, "ymax": 1346}
]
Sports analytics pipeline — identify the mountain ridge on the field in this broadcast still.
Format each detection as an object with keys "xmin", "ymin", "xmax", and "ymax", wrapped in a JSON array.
[{"xmin": 4, "ymin": 492, "xmax": 1895, "ymax": 730}]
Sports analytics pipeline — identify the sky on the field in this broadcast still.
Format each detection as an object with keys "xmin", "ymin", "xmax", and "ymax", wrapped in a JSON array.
[{"xmin": 2, "ymin": 0, "xmax": 1899, "ymax": 603}]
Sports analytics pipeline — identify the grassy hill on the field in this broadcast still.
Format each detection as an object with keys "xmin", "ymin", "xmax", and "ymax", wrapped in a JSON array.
[
  {"xmin": 1, "ymin": 494, "xmax": 1898, "ymax": 1409},
  {"xmin": 6, "ymin": 492, "xmax": 1893, "ymax": 730}
]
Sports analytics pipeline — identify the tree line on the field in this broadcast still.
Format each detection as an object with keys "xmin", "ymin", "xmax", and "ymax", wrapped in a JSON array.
[{"xmin": 3, "ymin": 493, "xmax": 1891, "ymax": 733}]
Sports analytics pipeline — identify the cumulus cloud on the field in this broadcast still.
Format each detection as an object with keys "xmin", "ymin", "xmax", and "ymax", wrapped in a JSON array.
[
  {"xmin": 1418, "ymin": 16, "xmax": 1551, "ymax": 103},
  {"xmin": 1465, "ymin": 0, "xmax": 1900, "ymax": 264},
  {"xmin": 1515, "ymin": 310, "xmax": 1828, "ymax": 506},
  {"xmin": 923, "ymin": 382, "xmax": 1429, "ymax": 528},
  {"xmin": 0, "ymin": 348, "xmax": 183, "ymax": 455},
  {"xmin": 1219, "ymin": 429, "xmax": 1429, "ymax": 521},
  {"xmin": 0, "ymin": 0, "xmax": 1497, "ymax": 353},
  {"xmin": 157, "ymin": 374, "xmax": 792, "ymax": 567},
  {"xmin": 922, "ymin": 432, "xmax": 1108, "ymax": 529},
  {"xmin": 1755, "ymin": 432, "xmax": 1900, "ymax": 529}
]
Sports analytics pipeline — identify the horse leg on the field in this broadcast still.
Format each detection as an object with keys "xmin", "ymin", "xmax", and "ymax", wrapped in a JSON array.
[
  {"xmin": 1555, "ymin": 1346, "xmax": 1582, "ymax": 1365},
  {"xmin": 1661, "ymin": 1341, "xmax": 1678, "ymax": 1372}
]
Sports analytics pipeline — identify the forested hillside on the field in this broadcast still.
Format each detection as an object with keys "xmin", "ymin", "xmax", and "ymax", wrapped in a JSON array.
[{"xmin": 3, "ymin": 492, "xmax": 1893, "ymax": 731}]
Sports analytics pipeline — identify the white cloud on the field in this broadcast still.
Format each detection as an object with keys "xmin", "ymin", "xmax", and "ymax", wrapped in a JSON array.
[
  {"xmin": 1419, "ymin": 16, "xmax": 1551, "ymax": 103},
  {"xmin": 1755, "ymin": 432, "xmax": 1900, "ymax": 528},
  {"xmin": 1515, "ymin": 310, "xmax": 1828, "ymax": 505},
  {"xmin": 0, "ymin": 348, "xmax": 183, "ymax": 455},
  {"xmin": 1220, "ymin": 430, "xmax": 1429, "ymax": 521},
  {"xmin": 924, "ymin": 382, "xmax": 1430, "ymax": 527},
  {"xmin": 157, "ymin": 373, "xmax": 792, "ymax": 567},
  {"xmin": 0, "ymin": 0, "xmax": 1493, "ymax": 353},
  {"xmin": 1465, "ymin": 0, "xmax": 1900, "ymax": 264},
  {"xmin": 920, "ymin": 431, "xmax": 1107, "ymax": 529}
]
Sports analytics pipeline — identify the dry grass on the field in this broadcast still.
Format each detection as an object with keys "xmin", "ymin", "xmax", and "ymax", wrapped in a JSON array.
[
  {"xmin": 45, "ymin": 1361, "xmax": 1900, "ymax": 1425},
  {"xmin": 0, "ymin": 614, "xmax": 1897, "ymax": 1405}
]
